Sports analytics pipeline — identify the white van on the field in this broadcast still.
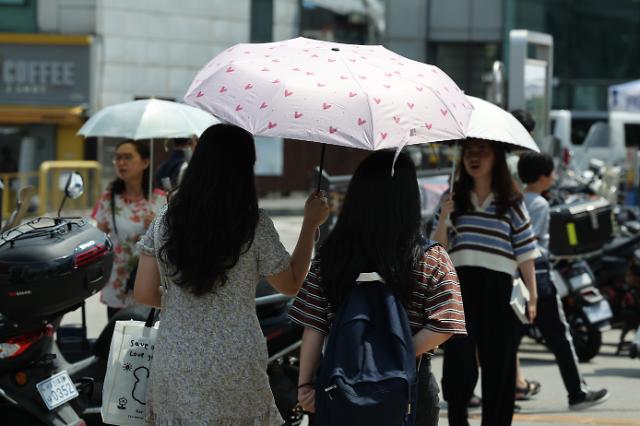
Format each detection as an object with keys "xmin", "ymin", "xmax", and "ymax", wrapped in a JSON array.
[{"xmin": 550, "ymin": 110, "xmax": 640, "ymax": 172}]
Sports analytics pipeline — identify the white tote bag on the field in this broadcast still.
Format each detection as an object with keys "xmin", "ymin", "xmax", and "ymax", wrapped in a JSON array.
[
  {"xmin": 510, "ymin": 277, "xmax": 530, "ymax": 324},
  {"xmin": 101, "ymin": 309, "xmax": 158, "ymax": 426}
]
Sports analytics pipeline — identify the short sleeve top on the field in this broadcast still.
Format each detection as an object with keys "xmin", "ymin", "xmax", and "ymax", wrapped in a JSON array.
[
  {"xmin": 137, "ymin": 207, "xmax": 290, "ymax": 278},
  {"xmin": 288, "ymin": 245, "xmax": 467, "ymax": 337},
  {"xmin": 91, "ymin": 189, "xmax": 166, "ymax": 307},
  {"xmin": 433, "ymin": 192, "xmax": 540, "ymax": 276}
]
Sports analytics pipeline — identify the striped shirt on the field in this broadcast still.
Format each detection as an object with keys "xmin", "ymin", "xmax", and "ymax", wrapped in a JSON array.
[
  {"xmin": 288, "ymin": 245, "xmax": 467, "ymax": 336},
  {"xmin": 434, "ymin": 192, "xmax": 540, "ymax": 276}
]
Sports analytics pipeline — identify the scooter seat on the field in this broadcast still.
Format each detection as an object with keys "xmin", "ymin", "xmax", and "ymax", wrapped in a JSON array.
[
  {"xmin": 603, "ymin": 234, "xmax": 640, "ymax": 257},
  {"xmin": 256, "ymin": 279, "xmax": 288, "ymax": 319}
]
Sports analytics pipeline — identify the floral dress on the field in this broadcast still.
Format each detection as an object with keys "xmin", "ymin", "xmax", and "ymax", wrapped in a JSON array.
[{"xmin": 92, "ymin": 189, "xmax": 166, "ymax": 308}]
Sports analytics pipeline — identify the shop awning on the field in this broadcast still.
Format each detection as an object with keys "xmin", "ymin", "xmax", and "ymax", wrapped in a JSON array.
[
  {"xmin": 302, "ymin": 0, "xmax": 385, "ymax": 33},
  {"xmin": 303, "ymin": 0, "xmax": 367, "ymax": 16},
  {"xmin": 0, "ymin": 105, "xmax": 85, "ymax": 125},
  {"xmin": 609, "ymin": 80, "xmax": 640, "ymax": 112}
]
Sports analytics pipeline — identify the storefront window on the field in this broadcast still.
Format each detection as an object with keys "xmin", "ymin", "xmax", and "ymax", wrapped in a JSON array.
[
  {"xmin": 430, "ymin": 42, "xmax": 501, "ymax": 98},
  {"xmin": 0, "ymin": 0, "xmax": 36, "ymax": 33},
  {"xmin": 251, "ymin": 0, "xmax": 274, "ymax": 42},
  {"xmin": 0, "ymin": 123, "xmax": 55, "ymax": 208},
  {"xmin": 506, "ymin": 0, "xmax": 640, "ymax": 110},
  {"xmin": 300, "ymin": 3, "xmax": 368, "ymax": 43},
  {"xmin": 0, "ymin": 125, "xmax": 55, "ymax": 174}
]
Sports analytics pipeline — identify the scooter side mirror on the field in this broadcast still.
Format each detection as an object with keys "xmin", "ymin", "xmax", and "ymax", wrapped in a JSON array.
[
  {"xmin": 57, "ymin": 172, "xmax": 84, "ymax": 217},
  {"xmin": 63, "ymin": 172, "xmax": 84, "ymax": 200}
]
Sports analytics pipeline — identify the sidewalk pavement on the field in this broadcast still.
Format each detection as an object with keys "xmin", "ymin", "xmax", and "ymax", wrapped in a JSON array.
[
  {"xmin": 259, "ymin": 194, "xmax": 307, "ymax": 216},
  {"xmin": 64, "ymin": 214, "xmax": 640, "ymax": 425},
  {"xmin": 431, "ymin": 329, "xmax": 640, "ymax": 426}
]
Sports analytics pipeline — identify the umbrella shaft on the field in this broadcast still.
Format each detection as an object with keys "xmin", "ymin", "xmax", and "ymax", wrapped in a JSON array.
[{"xmin": 316, "ymin": 144, "xmax": 326, "ymax": 193}]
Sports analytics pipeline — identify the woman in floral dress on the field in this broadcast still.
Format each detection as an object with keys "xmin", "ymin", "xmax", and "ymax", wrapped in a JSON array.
[{"xmin": 92, "ymin": 140, "xmax": 166, "ymax": 318}]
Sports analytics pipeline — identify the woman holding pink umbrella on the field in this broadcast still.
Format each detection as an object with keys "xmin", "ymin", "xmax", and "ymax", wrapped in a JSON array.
[{"xmin": 134, "ymin": 124, "xmax": 329, "ymax": 425}]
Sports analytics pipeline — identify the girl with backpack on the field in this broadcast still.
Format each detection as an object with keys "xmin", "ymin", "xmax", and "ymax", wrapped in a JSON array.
[
  {"xmin": 289, "ymin": 151, "xmax": 467, "ymax": 426},
  {"xmin": 432, "ymin": 139, "xmax": 539, "ymax": 426}
]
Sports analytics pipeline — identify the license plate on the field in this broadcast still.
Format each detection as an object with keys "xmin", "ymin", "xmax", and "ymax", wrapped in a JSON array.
[
  {"xmin": 583, "ymin": 300, "xmax": 613, "ymax": 325},
  {"xmin": 36, "ymin": 370, "xmax": 79, "ymax": 410}
]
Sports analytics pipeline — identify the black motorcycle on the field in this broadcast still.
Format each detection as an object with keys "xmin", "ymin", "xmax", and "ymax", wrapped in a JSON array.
[
  {"xmin": 586, "ymin": 237, "xmax": 640, "ymax": 355},
  {"xmin": 546, "ymin": 259, "xmax": 613, "ymax": 362},
  {"xmin": 0, "ymin": 175, "xmax": 303, "ymax": 425}
]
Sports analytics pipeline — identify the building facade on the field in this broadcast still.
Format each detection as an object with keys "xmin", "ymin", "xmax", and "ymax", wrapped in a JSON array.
[
  {"xmin": 0, "ymin": 0, "xmax": 300, "ymax": 197},
  {"xmin": 386, "ymin": 0, "xmax": 640, "ymax": 111}
]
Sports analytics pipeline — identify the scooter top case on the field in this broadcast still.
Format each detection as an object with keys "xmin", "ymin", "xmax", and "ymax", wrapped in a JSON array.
[{"xmin": 0, "ymin": 217, "xmax": 113, "ymax": 326}]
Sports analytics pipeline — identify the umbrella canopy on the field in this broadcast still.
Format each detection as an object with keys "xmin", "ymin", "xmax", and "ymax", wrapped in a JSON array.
[
  {"xmin": 78, "ymin": 98, "xmax": 220, "ymax": 140},
  {"xmin": 184, "ymin": 37, "xmax": 471, "ymax": 151},
  {"xmin": 466, "ymin": 96, "xmax": 540, "ymax": 152}
]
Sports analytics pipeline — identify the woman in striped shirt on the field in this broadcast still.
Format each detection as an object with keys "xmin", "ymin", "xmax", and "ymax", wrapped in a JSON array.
[
  {"xmin": 432, "ymin": 139, "xmax": 539, "ymax": 426},
  {"xmin": 289, "ymin": 151, "xmax": 467, "ymax": 426}
]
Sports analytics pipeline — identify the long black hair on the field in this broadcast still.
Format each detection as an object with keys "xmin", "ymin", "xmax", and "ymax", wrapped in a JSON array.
[
  {"xmin": 159, "ymin": 124, "xmax": 259, "ymax": 296},
  {"xmin": 452, "ymin": 138, "xmax": 522, "ymax": 218},
  {"xmin": 319, "ymin": 151, "xmax": 423, "ymax": 307},
  {"xmin": 110, "ymin": 140, "xmax": 151, "ymax": 198}
]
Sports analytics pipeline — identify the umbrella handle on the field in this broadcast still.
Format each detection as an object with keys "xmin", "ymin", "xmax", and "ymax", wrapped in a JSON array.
[
  {"xmin": 449, "ymin": 142, "xmax": 458, "ymax": 189},
  {"xmin": 316, "ymin": 143, "xmax": 326, "ymax": 193}
]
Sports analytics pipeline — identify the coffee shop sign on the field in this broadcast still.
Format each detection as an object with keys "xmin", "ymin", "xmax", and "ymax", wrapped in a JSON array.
[
  {"xmin": 0, "ymin": 43, "xmax": 89, "ymax": 105},
  {"xmin": 1, "ymin": 58, "xmax": 75, "ymax": 95}
]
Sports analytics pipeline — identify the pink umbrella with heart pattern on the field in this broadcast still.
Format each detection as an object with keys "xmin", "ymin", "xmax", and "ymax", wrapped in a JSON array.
[{"xmin": 184, "ymin": 37, "xmax": 472, "ymax": 184}]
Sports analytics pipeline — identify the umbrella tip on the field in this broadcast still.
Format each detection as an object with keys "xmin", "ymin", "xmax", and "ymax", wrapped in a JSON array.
[{"xmin": 331, "ymin": 47, "xmax": 340, "ymax": 52}]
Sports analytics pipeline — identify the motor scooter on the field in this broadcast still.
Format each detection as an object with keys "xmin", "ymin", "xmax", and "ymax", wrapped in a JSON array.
[
  {"xmin": 256, "ymin": 281, "xmax": 304, "ymax": 425},
  {"xmin": 0, "ymin": 175, "xmax": 304, "ymax": 425},
  {"xmin": 546, "ymin": 259, "xmax": 613, "ymax": 362},
  {"xmin": 0, "ymin": 172, "xmax": 122, "ymax": 425},
  {"xmin": 589, "ymin": 245, "xmax": 640, "ymax": 355}
]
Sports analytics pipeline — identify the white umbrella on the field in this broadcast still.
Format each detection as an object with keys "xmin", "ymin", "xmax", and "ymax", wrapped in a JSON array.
[
  {"xmin": 445, "ymin": 97, "xmax": 539, "ymax": 192},
  {"xmin": 466, "ymin": 96, "xmax": 540, "ymax": 152},
  {"xmin": 78, "ymin": 99, "xmax": 220, "ymax": 194},
  {"xmin": 78, "ymin": 98, "xmax": 220, "ymax": 140}
]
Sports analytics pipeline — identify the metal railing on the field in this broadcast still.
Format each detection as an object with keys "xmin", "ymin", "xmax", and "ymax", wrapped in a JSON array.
[
  {"xmin": 0, "ymin": 171, "xmax": 39, "ymax": 219},
  {"xmin": 38, "ymin": 161, "xmax": 102, "ymax": 216}
]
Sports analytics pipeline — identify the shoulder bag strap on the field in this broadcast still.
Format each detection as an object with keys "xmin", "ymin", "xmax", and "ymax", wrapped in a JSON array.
[{"xmin": 110, "ymin": 191, "xmax": 119, "ymax": 237}]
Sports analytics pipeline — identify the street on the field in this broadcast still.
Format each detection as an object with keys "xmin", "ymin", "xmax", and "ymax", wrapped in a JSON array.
[
  {"xmin": 61, "ymin": 214, "xmax": 640, "ymax": 426},
  {"xmin": 432, "ymin": 332, "xmax": 640, "ymax": 426}
]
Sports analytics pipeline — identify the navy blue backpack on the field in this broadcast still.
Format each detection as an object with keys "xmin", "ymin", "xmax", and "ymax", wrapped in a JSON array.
[{"xmin": 314, "ymin": 271, "xmax": 420, "ymax": 426}]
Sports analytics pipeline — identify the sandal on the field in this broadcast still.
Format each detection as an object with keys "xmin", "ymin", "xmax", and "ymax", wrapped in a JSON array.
[{"xmin": 515, "ymin": 379, "xmax": 541, "ymax": 400}]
